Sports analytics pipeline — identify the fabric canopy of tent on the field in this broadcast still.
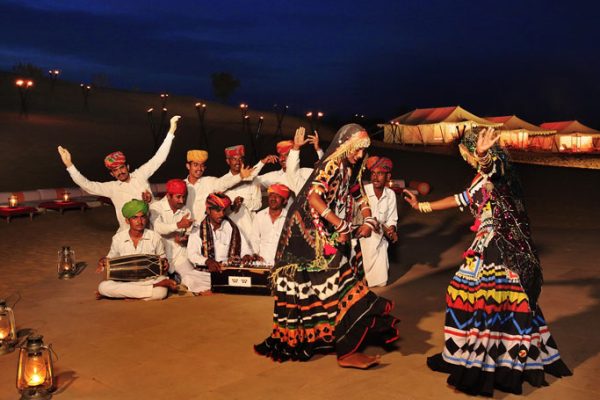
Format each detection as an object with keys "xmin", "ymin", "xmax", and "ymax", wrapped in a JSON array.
[
  {"xmin": 485, "ymin": 115, "xmax": 556, "ymax": 149},
  {"xmin": 380, "ymin": 106, "xmax": 500, "ymax": 145},
  {"xmin": 539, "ymin": 121, "xmax": 600, "ymax": 152}
]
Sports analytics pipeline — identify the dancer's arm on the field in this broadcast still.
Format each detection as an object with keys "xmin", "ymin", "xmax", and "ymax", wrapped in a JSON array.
[{"xmin": 135, "ymin": 115, "xmax": 180, "ymax": 179}]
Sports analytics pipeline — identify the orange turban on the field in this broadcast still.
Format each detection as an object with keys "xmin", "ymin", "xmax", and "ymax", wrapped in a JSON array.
[
  {"xmin": 104, "ymin": 151, "xmax": 126, "ymax": 169},
  {"xmin": 366, "ymin": 156, "xmax": 393, "ymax": 172},
  {"xmin": 206, "ymin": 192, "xmax": 232, "ymax": 210},
  {"xmin": 166, "ymin": 179, "xmax": 187, "ymax": 195},
  {"xmin": 224, "ymin": 145, "xmax": 245, "ymax": 158},
  {"xmin": 267, "ymin": 184, "xmax": 290, "ymax": 200},
  {"xmin": 187, "ymin": 150, "xmax": 208, "ymax": 163},
  {"xmin": 276, "ymin": 140, "xmax": 293, "ymax": 155}
]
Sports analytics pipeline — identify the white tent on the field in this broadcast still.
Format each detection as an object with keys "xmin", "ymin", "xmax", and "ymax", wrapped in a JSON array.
[
  {"xmin": 485, "ymin": 115, "xmax": 555, "ymax": 150},
  {"xmin": 380, "ymin": 106, "xmax": 500, "ymax": 145}
]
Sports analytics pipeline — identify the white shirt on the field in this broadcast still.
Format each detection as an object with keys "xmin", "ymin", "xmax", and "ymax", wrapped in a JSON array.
[
  {"xmin": 187, "ymin": 219, "xmax": 252, "ymax": 266},
  {"xmin": 149, "ymin": 196, "xmax": 192, "ymax": 263},
  {"xmin": 254, "ymin": 169, "xmax": 290, "ymax": 189},
  {"xmin": 107, "ymin": 228, "xmax": 166, "ymax": 258},
  {"xmin": 185, "ymin": 174, "xmax": 241, "ymax": 220},
  {"xmin": 251, "ymin": 207, "xmax": 287, "ymax": 266},
  {"xmin": 364, "ymin": 183, "xmax": 398, "ymax": 229},
  {"xmin": 222, "ymin": 171, "xmax": 263, "ymax": 212},
  {"xmin": 67, "ymin": 133, "xmax": 174, "ymax": 230}
]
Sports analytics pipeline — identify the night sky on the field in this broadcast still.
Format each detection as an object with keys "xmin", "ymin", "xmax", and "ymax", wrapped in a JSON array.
[{"xmin": 2, "ymin": 0, "xmax": 599, "ymax": 126}]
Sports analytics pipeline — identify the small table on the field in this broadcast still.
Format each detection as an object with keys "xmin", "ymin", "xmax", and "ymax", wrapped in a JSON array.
[
  {"xmin": 39, "ymin": 200, "xmax": 88, "ymax": 214},
  {"xmin": 0, "ymin": 206, "xmax": 37, "ymax": 223}
]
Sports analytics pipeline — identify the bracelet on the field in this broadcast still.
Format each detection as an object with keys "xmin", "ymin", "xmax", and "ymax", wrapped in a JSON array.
[
  {"xmin": 475, "ymin": 150, "xmax": 493, "ymax": 167},
  {"xmin": 417, "ymin": 202, "xmax": 433, "ymax": 213},
  {"xmin": 363, "ymin": 216, "xmax": 379, "ymax": 231},
  {"xmin": 335, "ymin": 220, "xmax": 351, "ymax": 234},
  {"xmin": 320, "ymin": 207, "xmax": 332, "ymax": 218}
]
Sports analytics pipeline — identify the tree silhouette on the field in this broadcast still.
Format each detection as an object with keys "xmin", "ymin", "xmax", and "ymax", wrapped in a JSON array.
[{"xmin": 211, "ymin": 72, "xmax": 240, "ymax": 103}]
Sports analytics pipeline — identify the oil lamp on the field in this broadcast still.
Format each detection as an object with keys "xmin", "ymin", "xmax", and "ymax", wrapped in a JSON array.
[
  {"xmin": 0, "ymin": 299, "xmax": 16, "ymax": 355},
  {"xmin": 16, "ymin": 334, "xmax": 54, "ymax": 400},
  {"xmin": 57, "ymin": 246, "xmax": 76, "ymax": 279},
  {"xmin": 9, "ymin": 194, "xmax": 18, "ymax": 208},
  {"xmin": 61, "ymin": 191, "xmax": 70, "ymax": 202}
]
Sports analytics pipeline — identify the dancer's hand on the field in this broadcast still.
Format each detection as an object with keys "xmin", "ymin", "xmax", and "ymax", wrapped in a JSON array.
[
  {"xmin": 293, "ymin": 126, "xmax": 309, "ymax": 150},
  {"xmin": 476, "ymin": 127, "xmax": 500, "ymax": 156},
  {"xmin": 169, "ymin": 115, "xmax": 181, "ymax": 135},
  {"xmin": 402, "ymin": 190, "xmax": 418, "ymax": 210},
  {"xmin": 57, "ymin": 146, "xmax": 73, "ymax": 168},
  {"xmin": 355, "ymin": 224, "xmax": 372, "ymax": 239}
]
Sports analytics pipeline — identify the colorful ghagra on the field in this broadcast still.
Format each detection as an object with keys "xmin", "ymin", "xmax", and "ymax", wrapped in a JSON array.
[
  {"xmin": 254, "ymin": 124, "xmax": 399, "ymax": 362},
  {"xmin": 427, "ymin": 153, "xmax": 571, "ymax": 395}
]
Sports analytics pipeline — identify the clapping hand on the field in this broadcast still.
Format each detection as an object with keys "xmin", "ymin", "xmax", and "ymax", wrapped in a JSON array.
[
  {"xmin": 57, "ymin": 146, "xmax": 73, "ymax": 168},
  {"xmin": 476, "ymin": 127, "xmax": 501, "ymax": 156},
  {"xmin": 293, "ymin": 126, "xmax": 309, "ymax": 150}
]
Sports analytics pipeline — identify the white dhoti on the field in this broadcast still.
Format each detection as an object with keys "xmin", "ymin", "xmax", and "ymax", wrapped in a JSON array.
[
  {"xmin": 359, "ymin": 232, "xmax": 389, "ymax": 287},
  {"xmin": 98, "ymin": 276, "xmax": 168, "ymax": 300},
  {"xmin": 172, "ymin": 254, "xmax": 211, "ymax": 293}
]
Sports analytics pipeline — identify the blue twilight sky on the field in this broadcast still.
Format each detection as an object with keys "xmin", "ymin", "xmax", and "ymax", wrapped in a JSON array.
[{"xmin": 1, "ymin": 0, "xmax": 599, "ymax": 125}]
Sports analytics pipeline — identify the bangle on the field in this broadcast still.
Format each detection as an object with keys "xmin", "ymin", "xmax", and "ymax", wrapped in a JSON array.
[
  {"xmin": 320, "ymin": 207, "xmax": 332, "ymax": 218},
  {"xmin": 335, "ymin": 220, "xmax": 350, "ymax": 234},
  {"xmin": 417, "ymin": 202, "xmax": 433, "ymax": 213},
  {"xmin": 475, "ymin": 150, "xmax": 492, "ymax": 167},
  {"xmin": 363, "ymin": 216, "xmax": 379, "ymax": 231}
]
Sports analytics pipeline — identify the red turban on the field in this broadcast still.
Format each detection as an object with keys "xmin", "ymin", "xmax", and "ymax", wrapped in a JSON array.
[
  {"xmin": 104, "ymin": 151, "xmax": 126, "ymax": 169},
  {"xmin": 206, "ymin": 192, "xmax": 232, "ymax": 210},
  {"xmin": 276, "ymin": 140, "xmax": 293, "ymax": 155},
  {"xmin": 166, "ymin": 179, "xmax": 187, "ymax": 195},
  {"xmin": 267, "ymin": 183, "xmax": 290, "ymax": 200},
  {"xmin": 224, "ymin": 145, "xmax": 245, "ymax": 158},
  {"xmin": 366, "ymin": 156, "xmax": 393, "ymax": 172}
]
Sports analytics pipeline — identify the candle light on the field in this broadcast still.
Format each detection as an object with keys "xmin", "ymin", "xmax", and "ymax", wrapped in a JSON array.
[
  {"xmin": 9, "ymin": 195, "xmax": 18, "ymax": 208},
  {"xmin": 62, "ymin": 192, "xmax": 70, "ymax": 202},
  {"xmin": 0, "ymin": 299, "xmax": 16, "ymax": 355},
  {"xmin": 16, "ymin": 334, "xmax": 54, "ymax": 400}
]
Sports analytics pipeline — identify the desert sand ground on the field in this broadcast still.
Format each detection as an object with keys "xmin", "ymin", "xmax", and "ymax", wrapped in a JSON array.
[{"xmin": 1, "ymin": 150, "xmax": 599, "ymax": 400}]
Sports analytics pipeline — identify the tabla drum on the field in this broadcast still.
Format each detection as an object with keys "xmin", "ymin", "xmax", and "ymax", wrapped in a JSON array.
[
  {"xmin": 210, "ymin": 264, "xmax": 271, "ymax": 295},
  {"xmin": 106, "ymin": 254, "xmax": 162, "ymax": 281}
]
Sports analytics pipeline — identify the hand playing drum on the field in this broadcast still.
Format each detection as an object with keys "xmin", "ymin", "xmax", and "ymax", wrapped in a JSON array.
[
  {"xmin": 160, "ymin": 258, "xmax": 170, "ymax": 274},
  {"xmin": 97, "ymin": 257, "xmax": 108, "ymax": 273}
]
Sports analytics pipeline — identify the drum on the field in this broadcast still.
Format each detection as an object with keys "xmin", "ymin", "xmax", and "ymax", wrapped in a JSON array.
[
  {"xmin": 106, "ymin": 254, "xmax": 162, "ymax": 281},
  {"xmin": 210, "ymin": 265, "xmax": 271, "ymax": 295}
]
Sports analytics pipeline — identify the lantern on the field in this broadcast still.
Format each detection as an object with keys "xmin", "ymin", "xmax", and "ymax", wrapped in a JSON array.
[
  {"xmin": 16, "ymin": 334, "xmax": 54, "ymax": 400},
  {"xmin": 9, "ymin": 195, "xmax": 18, "ymax": 208},
  {"xmin": 0, "ymin": 299, "xmax": 17, "ymax": 355},
  {"xmin": 57, "ymin": 246, "xmax": 76, "ymax": 279},
  {"xmin": 61, "ymin": 192, "xmax": 70, "ymax": 202}
]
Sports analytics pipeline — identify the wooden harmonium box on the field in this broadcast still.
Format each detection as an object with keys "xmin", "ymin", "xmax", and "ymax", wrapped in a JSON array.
[{"xmin": 211, "ymin": 265, "xmax": 271, "ymax": 295}]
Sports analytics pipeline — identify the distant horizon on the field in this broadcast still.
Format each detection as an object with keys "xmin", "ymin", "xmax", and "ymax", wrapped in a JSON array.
[{"xmin": 2, "ymin": 1, "xmax": 600, "ymax": 127}]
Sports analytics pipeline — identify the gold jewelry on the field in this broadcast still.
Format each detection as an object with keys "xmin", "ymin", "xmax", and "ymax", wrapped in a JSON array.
[{"xmin": 417, "ymin": 202, "xmax": 433, "ymax": 213}]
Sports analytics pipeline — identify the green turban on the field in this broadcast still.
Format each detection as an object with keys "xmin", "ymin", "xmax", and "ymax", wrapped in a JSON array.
[{"xmin": 121, "ymin": 199, "xmax": 149, "ymax": 218}]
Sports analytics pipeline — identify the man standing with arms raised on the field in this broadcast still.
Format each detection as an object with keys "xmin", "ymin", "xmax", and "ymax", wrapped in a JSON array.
[{"xmin": 57, "ymin": 116, "xmax": 180, "ymax": 231}]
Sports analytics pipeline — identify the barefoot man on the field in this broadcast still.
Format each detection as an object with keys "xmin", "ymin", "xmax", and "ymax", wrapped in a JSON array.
[{"xmin": 97, "ymin": 199, "xmax": 177, "ymax": 300}]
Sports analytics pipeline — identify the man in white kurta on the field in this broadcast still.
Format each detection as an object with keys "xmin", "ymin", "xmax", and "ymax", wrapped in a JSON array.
[
  {"xmin": 359, "ymin": 156, "xmax": 399, "ymax": 287},
  {"xmin": 97, "ymin": 200, "xmax": 176, "ymax": 300},
  {"xmin": 184, "ymin": 149, "xmax": 256, "ymax": 220},
  {"xmin": 57, "ymin": 116, "xmax": 180, "ymax": 231},
  {"xmin": 149, "ymin": 179, "xmax": 211, "ymax": 294},
  {"xmin": 221, "ymin": 145, "xmax": 270, "ymax": 248},
  {"xmin": 187, "ymin": 193, "xmax": 253, "ymax": 289},
  {"xmin": 250, "ymin": 184, "xmax": 290, "ymax": 266}
]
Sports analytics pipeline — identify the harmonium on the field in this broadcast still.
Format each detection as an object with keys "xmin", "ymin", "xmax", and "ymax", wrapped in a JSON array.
[{"xmin": 210, "ymin": 264, "xmax": 272, "ymax": 296}]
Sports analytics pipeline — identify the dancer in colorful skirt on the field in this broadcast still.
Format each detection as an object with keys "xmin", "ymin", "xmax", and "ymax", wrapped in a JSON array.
[
  {"xmin": 403, "ymin": 127, "xmax": 571, "ymax": 395},
  {"xmin": 255, "ymin": 124, "xmax": 399, "ymax": 369}
]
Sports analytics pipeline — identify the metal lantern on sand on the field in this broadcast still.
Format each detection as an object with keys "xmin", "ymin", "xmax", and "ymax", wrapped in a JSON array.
[
  {"xmin": 0, "ymin": 299, "xmax": 17, "ymax": 354},
  {"xmin": 16, "ymin": 334, "xmax": 55, "ymax": 400}
]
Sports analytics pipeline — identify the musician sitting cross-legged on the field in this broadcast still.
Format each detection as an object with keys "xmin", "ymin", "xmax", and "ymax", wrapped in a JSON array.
[
  {"xmin": 187, "ymin": 193, "xmax": 253, "ymax": 290},
  {"xmin": 97, "ymin": 199, "xmax": 177, "ymax": 300}
]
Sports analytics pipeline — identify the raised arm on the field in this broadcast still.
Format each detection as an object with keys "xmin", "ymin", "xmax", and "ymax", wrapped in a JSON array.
[
  {"xmin": 402, "ymin": 190, "xmax": 459, "ymax": 213},
  {"xmin": 134, "ymin": 115, "xmax": 180, "ymax": 179},
  {"xmin": 58, "ymin": 146, "xmax": 114, "ymax": 197}
]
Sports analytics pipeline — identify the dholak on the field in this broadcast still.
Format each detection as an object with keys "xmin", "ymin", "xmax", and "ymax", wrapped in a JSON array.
[
  {"xmin": 210, "ymin": 265, "xmax": 271, "ymax": 295},
  {"xmin": 106, "ymin": 254, "xmax": 162, "ymax": 281}
]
